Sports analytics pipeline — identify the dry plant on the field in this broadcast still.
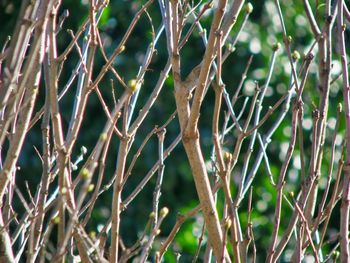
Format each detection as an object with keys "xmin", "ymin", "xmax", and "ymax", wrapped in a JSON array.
[{"xmin": 0, "ymin": 0, "xmax": 349, "ymax": 262}]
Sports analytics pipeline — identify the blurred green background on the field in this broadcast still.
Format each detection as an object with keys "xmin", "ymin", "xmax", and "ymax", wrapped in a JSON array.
[{"xmin": 0, "ymin": 0, "xmax": 346, "ymax": 262}]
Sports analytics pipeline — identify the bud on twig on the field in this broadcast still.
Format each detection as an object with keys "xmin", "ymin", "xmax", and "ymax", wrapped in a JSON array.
[
  {"xmin": 224, "ymin": 151, "xmax": 233, "ymax": 163},
  {"xmin": 100, "ymin": 133, "xmax": 108, "ymax": 141},
  {"xmin": 81, "ymin": 168, "xmax": 91, "ymax": 180},
  {"xmin": 224, "ymin": 218, "xmax": 232, "ymax": 230},
  {"xmin": 52, "ymin": 216, "xmax": 60, "ymax": 224},
  {"xmin": 292, "ymin": 50, "xmax": 300, "ymax": 61},
  {"xmin": 288, "ymin": 191, "xmax": 295, "ymax": 199},
  {"xmin": 149, "ymin": 211, "xmax": 156, "ymax": 219},
  {"xmin": 87, "ymin": 184, "xmax": 95, "ymax": 192},
  {"xmin": 119, "ymin": 45, "xmax": 125, "ymax": 53},
  {"xmin": 272, "ymin": 42, "xmax": 281, "ymax": 51},
  {"xmin": 61, "ymin": 187, "xmax": 67, "ymax": 194},
  {"xmin": 89, "ymin": 231, "xmax": 96, "ymax": 239},
  {"xmin": 160, "ymin": 207, "xmax": 169, "ymax": 217},
  {"xmin": 245, "ymin": 3, "xmax": 253, "ymax": 14},
  {"xmin": 128, "ymin": 79, "xmax": 140, "ymax": 93}
]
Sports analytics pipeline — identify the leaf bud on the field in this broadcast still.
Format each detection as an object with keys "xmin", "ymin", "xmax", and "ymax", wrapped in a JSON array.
[
  {"xmin": 288, "ymin": 191, "xmax": 295, "ymax": 199},
  {"xmin": 61, "ymin": 187, "xmax": 67, "ymax": 195},
  {"xmin": 342, "ymin": 24, "xmax": 346, "ymax": 31},
  {"xmin": 272, "ymin": 42, "xmax": 281, "ymax": 51},
  {"xmin": 224, "ymin": 151, "xmax": 233, "ymax": 163},
  {"xmin": 89, "ymin": 231, "xmax": 96, "ymax": 239},
  {"xmin": 81, "ymin": 168, "xmax": 91, "ymax": 180},
  {"xmin": 149, "ymin": 211, "xmax": 156, "ymax": 219},
  {"xmin": 224, "ymin": 218, "xmax": 232, "ymax": 230},
  {"xmin": 128, "ymin": 79, "xmax": 140, "ymax": 93},
  {"xmin": 292, "ymin": 50, "xmax": 300, "ymax": 61},
  {"xmin": 100, "ymin": 133, "xmax": 108, "ymax": 142},
  {"xmin": 245, "ymin": 3, "xmax": 253, "ymax": 14},
  {"xmin": 160, "ymin": 207, "xmax": 169, "ymax": 217},
  {"xmin": 87, "ymin": 184, "xmax": 95, "ymax": 192},
  {"xmin": 227, "ymin": 43, "xmax": 235, "ymax": 53},
  {"xmin": 119, "ymin": 45, "xmax": 125, "ymax": 53},
  {"xmin": 52, "ymin": 216, "xmax": 60, "ymax": 224}
]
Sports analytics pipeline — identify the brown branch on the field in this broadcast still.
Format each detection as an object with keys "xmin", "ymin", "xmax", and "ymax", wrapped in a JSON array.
[{"xmin": 337, "ymin": 1, "xmax": 350, "ymax": 261}]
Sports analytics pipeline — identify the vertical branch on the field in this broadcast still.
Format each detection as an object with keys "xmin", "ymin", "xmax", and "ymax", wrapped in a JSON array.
[
  {"xmin": 337, "ymin": 0, "xmax": 350, "ymax": 261},
  {"xmin": 292, "ymin": 200, "xmax": 320, "ymax": 263},
  {"xmin": 266, "ymin": 104, "xmax": 299, "ymax": 263},
  {"xmin": 238, "ymin": 45, "xmax": 279, "ymax": 200},
  {"xmin": 45, "ymin": 4, "xmax": 68, "ymax": 261},
  {"xmin": 313, "ymin": 105, "xmax": 342, "ymax": 252},
  {"xmin": 0, "ymin": 0, "xmax": 52, "ymax": 199},
  {"xmin": 53, "ymin": 90, "xmax": 130, "ymax": 261},
  {"xmin": 212, "ymin": 31, "xmax": 241, "ymax": 262},
  {"xmin": 27, "ymin": 64, "xmax": 53, "ymax": 263},
  {"xmin": 110, "ymin": 98, "xmax": 131, "ymax": 263},
  {"xmin": 0, "ymin": 0, "xmax": 39, "ymax": 112},
  {"xmin": 266, "ymin": 54, "xmax": 312, "ymax": 263},
  {"xmin": 0, "ymin": 0, "xmax": 56, "ymax": 261},
  {"xmin": 318, "ymin": 149, "xmax": 344, "ymax": 250},
  {"xmin": 164, "ymin": 0, "xmax": 234, "ymax": 260},
  {"xmin": 152, "ymin": 128, "xmax": 166, "ymax": 226},
  {"xmin": 266, "ymin": 102, "xmax": 299, "ymax": 263},
  {"xmin": 304, "ymin": 0, "xmax": 333, "ymax": 229},
  {"xmin": 0, "ymin": 215, "xmax": 14, "ymax": 262},
  {"xmin": 247, "ymin": 188, "xmax": 256, "ymax": 263},
  {"xmin": 221, "ymin": 0, "xmax": 245, "ymax": 43},
  {"xmin": 186, "ymin": 0, "xmax": 227, "ymax": 134}
]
